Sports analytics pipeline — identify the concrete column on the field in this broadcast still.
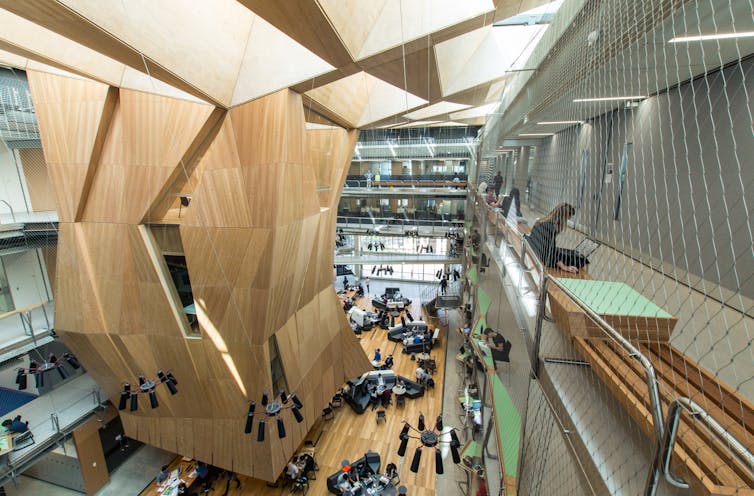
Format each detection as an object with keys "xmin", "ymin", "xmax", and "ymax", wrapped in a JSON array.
[{"xmin": 515, "ymin": 146, "xmax": 530, "ymax": 190}]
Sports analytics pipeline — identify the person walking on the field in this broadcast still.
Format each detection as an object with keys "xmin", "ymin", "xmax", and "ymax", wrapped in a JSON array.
[
  {"xmin": 365, "ymin": 277, "xmax": 370, "ymax": 294},
  {"xmin": 492, "ymin": 171, "xmax": 503, "ymax": 196},
  {"xmin": 439, "ymin": 276, "xmax": 448, "ymax": 295}
]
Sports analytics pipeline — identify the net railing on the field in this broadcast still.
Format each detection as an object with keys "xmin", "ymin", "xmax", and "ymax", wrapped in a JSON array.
[{"xmin": 477, "ymin": 0, "xmax": 754, "ymax": 493}]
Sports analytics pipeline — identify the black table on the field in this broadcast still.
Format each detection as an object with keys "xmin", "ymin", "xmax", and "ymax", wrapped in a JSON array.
[{"xmin": 351, "ymin": 474, "xmax": 396, "ymax": 495}]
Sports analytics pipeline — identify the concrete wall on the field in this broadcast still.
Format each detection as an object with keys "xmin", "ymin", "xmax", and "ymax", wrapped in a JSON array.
[
  {"xmin": 527, "ymin": 59, "xmax": 754, "ymax": 302},
  {"xmin": 0, "ymin": 141, "xmax": 31, "ymax": 215}
]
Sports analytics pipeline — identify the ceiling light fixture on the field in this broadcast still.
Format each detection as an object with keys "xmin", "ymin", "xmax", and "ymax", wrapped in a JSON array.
[
  {"xmin": 573, "ymin": 96, "xmax": 644, "ymax": 102},
  {"xmin": 244, "ymin": 389, "xmax": 304, "ymax": 442},
  {"xmin": 118, "ymin": 370, "xmax": 178, "ymax": 411},
  {"xmin": 398, "ymin": 415, "xmax": 461, "ymax": 474},
  {"xmin": 16, "ymin": 353, "xmax": 81, "ymax": 390},
  {"xmin": 536, "ymin": 120, "xmax": 582, "ymax": 125},
  {"xmin": 668, "ymin": 31, "xmax": 754, "ymax": 43}
]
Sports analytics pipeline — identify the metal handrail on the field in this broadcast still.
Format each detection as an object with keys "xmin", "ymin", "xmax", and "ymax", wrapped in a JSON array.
[
  {"xmin": 548, "ymin": 276, "xmax": 666, "ymax": 446},
  {"xmin": 647, "ymin": 397, "xmax": 754, "ymax": 494},
  {"xmin": 483, "ymin": 199, "xmax": 752, "ymax": 496},
  {"xmin": 0, "ymin": 200, "xmax": 16, "ymax": 222}
]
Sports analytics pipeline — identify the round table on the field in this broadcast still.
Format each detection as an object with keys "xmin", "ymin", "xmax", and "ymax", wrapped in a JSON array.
[
  {"xmin": 392, "ymin": 385, "xmax": 406, "ymax": 396},
  {"xmin": 417, "ymin": 352, "xmax": 430, "ymax": 361},
  {"xmin": 391, "ymin": 310, "xmax": 401, "ymax": 318},
  {"xmin": 371, "ymin": 360, "xmax": 382, "ymax": 368}
]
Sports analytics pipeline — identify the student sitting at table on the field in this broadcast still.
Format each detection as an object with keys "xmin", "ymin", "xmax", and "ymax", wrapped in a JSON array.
[
  {"xmin": 373, "ymin": 349, "xmax": 381, "ymax": 362},
  {"xmin": 2, "ymin": 415, "xmax": 29, "ymax": 434},
  {"xmin": 286, "ymin": 456, "xmax": 301, "ymax": 480},
  {"xmin": 156, "ymin": 464, "xmax": 170, "ymax": 484},
  {"xmin": 298, "ymin": 452, "xmax": 317, "ymax": 479},
  {"xmin": 382, "ymin": 355, "xmax": 394, "ymax": 370},
  {"xmin": 385, "ymin": 462, "xmax": 399, "ymax": 483}
]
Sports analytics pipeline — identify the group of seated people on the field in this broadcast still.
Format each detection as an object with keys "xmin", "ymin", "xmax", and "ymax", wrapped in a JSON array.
[
  {"xmin": 366, "ymin": 373, "xmax": 400, "ymax": 410},
  {"xmin": 286, "ymin": 452, "xmax": 318, "ymax": 484},
  {"xmin": 155, "ymin": 461, "xmax": 232, "ymax": 495},
  {"xmin": 327, "ymin": 452, "xmax": 397, "ymax": 495}
]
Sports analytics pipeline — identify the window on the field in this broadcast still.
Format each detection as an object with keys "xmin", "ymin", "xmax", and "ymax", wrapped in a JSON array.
[
  {"xmin": 269, "ymin": 335, "xmax": 288, "ymax": 394},
  {"xmin": 164, "ymin": 255, "xmax": 200, "ymax": 334}
]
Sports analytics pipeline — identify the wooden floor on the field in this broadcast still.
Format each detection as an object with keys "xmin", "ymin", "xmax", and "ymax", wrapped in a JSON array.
[{"xmin": 141, "ymin": 291, "xmax": 448, "ymax": 496}]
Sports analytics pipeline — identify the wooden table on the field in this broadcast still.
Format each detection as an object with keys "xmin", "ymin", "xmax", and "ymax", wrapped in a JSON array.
[
  {"xmin": 0, "ymin": 433, "xmax": 13, "ymax": 457},
  {"xmin": 139, "ymin": 457, "xmax": 199, "ymax": 496}
]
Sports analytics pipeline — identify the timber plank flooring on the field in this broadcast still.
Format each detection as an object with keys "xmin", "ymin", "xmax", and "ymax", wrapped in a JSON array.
[{"xmin": 142, "ymin": 290, "xmax": 447, "ymax": 496}]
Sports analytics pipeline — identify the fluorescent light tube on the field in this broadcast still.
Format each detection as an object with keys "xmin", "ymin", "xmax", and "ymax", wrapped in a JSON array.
[
  {"xmin": 669, "ymin": 31, "xmax": 754, "ymax": 43},
  {"xmin": 573, "ymin": 96, "xmax": 644, "ymax": 102},
  {"xmin": 537, "ymin": 120, "xmax": 582, "ymax": 125},
  {"xmin": 518, "ymin": 133, "xmax": 554, "ymax": 137}
]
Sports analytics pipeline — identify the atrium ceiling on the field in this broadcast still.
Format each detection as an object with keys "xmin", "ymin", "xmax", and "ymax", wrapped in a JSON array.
[{"xmin": 0, "ymin": 0, "xmax": 561, "ymax": 129}]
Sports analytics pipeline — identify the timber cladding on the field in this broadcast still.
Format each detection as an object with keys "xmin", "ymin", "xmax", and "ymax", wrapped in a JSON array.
[{"xmin": 28, "ymin": 70, "xmax": 370, "ymax": 482}]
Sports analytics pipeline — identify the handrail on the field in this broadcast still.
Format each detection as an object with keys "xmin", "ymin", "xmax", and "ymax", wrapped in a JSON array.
[
  {"xmin": 483, "ymin": 197, "xmax": 752, "ymax": 496},
  {"xmin": 0, "ymin": 300, "xmax": 51, "ymax": 321},
  {"xmin": 0, "ymin": 200, "xmax": 16, "ymax": 223},
  {"xmin": 547, "ymin": 276, "xmax": 666, "ymax": 449},
  {"xmin": 647, "ymin": 397, "xmax": 754, "ymax": 494}
]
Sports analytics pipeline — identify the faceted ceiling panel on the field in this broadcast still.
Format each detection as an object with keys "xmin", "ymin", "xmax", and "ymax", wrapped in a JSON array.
[
  {"xmin": 450, "ymin": 102, "xmax": 498, "ymax": 121},
  {"xmin": 403, "ymin": 101, "xmax": 471, "ymax": 120},
  {"xmin": 434, "ymin": 23, "xmax": 548, "ymax": 96},
  {"xmin": 0, "ymin": 10, "xmax": 203, "ymax": 103},
  {"xmin": 231, "ymin": 15, "xmax": 334, "ymax": 106},
  {"xmin": 54, "ymin": 0, "xmax": 334, "ymax": 107},
  {"xmin": 317, "ymin": 0, "xmax": 494, "ymax": 60},
  {"xmin": 305, "ymin": 72, "xmax": 427, "ymax": 127}
]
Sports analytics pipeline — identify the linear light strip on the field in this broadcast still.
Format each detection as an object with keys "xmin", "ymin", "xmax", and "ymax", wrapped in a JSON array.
[
  {"xmin": 573, "ymin": 96, "xmax": 644, "ymax": 102},
  {"xmin": 668, "ymin": 31, "xmax": 754, "ymax": 43},
  {"xmin": 537, "ymin": 120, "xmax": 582, "ymax": 125}
]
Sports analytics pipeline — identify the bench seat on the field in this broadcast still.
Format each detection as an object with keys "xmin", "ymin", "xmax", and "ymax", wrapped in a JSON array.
[{"xmin": 575, "ymin": 337, "xmax": 754, "ymax": 495}]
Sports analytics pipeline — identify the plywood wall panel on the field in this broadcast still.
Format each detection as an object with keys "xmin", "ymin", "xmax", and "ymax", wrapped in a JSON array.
[
  {"xmin": 18, "ymin": 148, "xmax": 56, "ymax": 211},
  {"xmin": 26, "ymin": 71, "xmax": 113, "ymax": 221},
  {"xmin": 31, "ymin": 73, "xmax": 368, "ymax": 481}
]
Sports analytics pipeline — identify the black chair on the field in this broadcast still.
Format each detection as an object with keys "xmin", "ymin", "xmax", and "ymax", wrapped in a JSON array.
[
  {"xmin": 322, "ymin": 406, "xmax": 334, "ymax": 420},
  {"xmin": 375, "ymin": 410, "xmax": 386, "ymax": 423},
  {"xmin": 395, "ymin": 395, "xmax": 405, "ymax": 408},
  {"xmin": 331, "ymin": 392, "xmax": 343, "ymax": 408},
  {"xmin": 365, "ymin": 451, "xmax": 381, "ymax": 475},
  {"xmin": 500, "ymin": 340, "xmax": 513, "ymax": 381}
]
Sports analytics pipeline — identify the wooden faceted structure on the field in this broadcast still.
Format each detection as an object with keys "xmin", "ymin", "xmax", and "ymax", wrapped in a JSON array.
[{"xmin": 28, "ymin": 70, "xmax": 370, "ymax": 481}]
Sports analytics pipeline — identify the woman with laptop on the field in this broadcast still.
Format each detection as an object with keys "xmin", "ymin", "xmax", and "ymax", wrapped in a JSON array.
[{"xmin": 528, "ymin": 203, "xmax": 589, "ymax": 273}]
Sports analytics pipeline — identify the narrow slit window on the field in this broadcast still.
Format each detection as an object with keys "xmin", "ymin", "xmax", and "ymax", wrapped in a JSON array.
[{"xmin": 269, "ymin": 335, "xmax": 288, "ymax": 395}]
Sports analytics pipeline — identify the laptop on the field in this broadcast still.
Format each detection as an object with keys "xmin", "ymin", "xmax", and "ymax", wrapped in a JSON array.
[{"xmin": 574, "ymin": 237, "xmax": 601, "ymax": 257}]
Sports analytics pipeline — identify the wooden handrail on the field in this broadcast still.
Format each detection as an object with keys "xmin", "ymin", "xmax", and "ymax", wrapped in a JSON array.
[{"xmin": 0, "ymin": 300, "xmax": 51, "ymax": 321}]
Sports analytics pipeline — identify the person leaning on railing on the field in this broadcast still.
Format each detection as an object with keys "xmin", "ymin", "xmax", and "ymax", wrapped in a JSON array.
[{"xmin": 528, "ymin": 203, "xmax": 589, "ymax": 274}]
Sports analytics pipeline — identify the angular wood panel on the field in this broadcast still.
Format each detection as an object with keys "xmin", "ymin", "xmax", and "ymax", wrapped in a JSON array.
[{"xmin": 30, "ymin": 70, "xmax": 369, "ymax": 482}]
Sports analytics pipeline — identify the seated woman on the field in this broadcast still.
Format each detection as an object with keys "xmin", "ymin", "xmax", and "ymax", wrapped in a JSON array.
[
  {"xmin": 496, "ymin": 187, "xmax": 521, "ymax": 220},
  {"xmin": 385, "ymin": 462, "xmax": 399, "ymax": 483},
  {"xmin": 528, "ymin": 203, "xmax": 588, "ymax": 273}
]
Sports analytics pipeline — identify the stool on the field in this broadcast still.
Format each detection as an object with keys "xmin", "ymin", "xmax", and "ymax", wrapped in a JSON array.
[{"xmin": 396, "ymin": 395, "xmax": 406, "ymax": 408}]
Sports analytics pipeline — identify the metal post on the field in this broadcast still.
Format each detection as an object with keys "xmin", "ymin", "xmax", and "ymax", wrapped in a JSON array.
[
  {"xmin": 50, "ymin": 413, "xmax": 60, "ymax": 433},
  {"xmin": 532, "ymin": 277, "xmax": 549, "ymax": 377},
  {"xmin": 645, "ymin": 397, "xmax": 754, "ymax": 495}
]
